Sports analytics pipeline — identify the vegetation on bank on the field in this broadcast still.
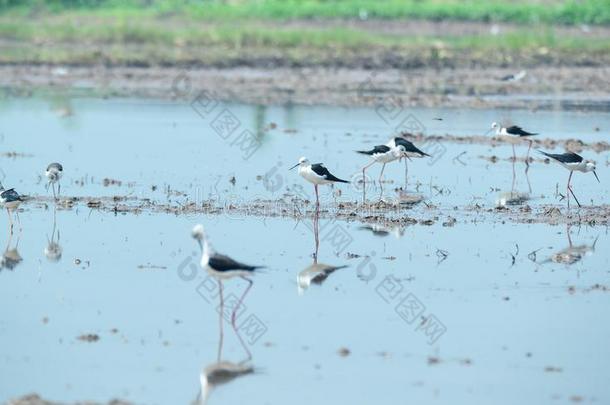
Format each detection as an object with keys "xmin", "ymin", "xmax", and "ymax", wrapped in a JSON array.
[
  {"xmin": 0, "ymin": 0, "xmax": 609, "ymax": 26},
  {"xmin": 0, "ymin": 1, "xmax": 608, "ymax": 67}
]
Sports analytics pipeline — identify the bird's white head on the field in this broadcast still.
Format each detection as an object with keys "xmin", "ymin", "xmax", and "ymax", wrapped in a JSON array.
[
  {"xmin": 290, "ymin": 157, "xmax": 309, "ymax": 170},
  {"xmin": 192, "ymin": 224, "xmax": 206, "ymax": 240},
  {"xmin": 394, "ymin": 144, "xmax": 407, "ymax": 157},
  {"xmin": 585, "ymin": 161, "xmax": 600, "ymax": 182},
  {"xmin": 486, "ymin": 122, "xmax": 500, "ymax": 136}
]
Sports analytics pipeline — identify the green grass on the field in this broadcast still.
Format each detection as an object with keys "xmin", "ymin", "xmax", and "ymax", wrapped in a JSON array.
[
  {"xmin": 1, "ymin": 3, "xmax": 608, "ymax": 67},
  {"xmin": 0, "ymin": 15, "xmax": 608, "ymax": 52},
  {"xmin": 1, "ymin": 0, "xmax": 610, "ymax": 25}
]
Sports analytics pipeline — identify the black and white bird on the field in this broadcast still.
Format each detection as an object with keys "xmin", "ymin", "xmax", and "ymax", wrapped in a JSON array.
[
  {"xmin": 357, "ymin": 144, "xmax": 406, "ymax": 185},
  {"xmin": 489, "ymin": 122, "xmax": 538, "ymax": 164},
  {"xmin": 0, "ymin": 182, "xmax": 24, "ymax": 234},
  {"xmin": 500, "ymin": 70, "xmax": 527, "ymax": 82},
  {"xmin": 192, "ymin": 224, "xmax": 263, "ymax": 279},
  {"xmin": 192, "ymin": 224, "xmax": 262, "ymax": 327},
  {"xmin": 45, "ymin": 162, "xmax": 63, "ymax": 200},
  {"xmin": 290, "ymin": 157, "xmax": 349, "ymax": 206},
  {"xmin": 539, "ymin": 151, "xmax": 599, "ymax": 208},
  {"xmin": 386, "ymin": 136, "xmax": 430, "ymax": 185}
]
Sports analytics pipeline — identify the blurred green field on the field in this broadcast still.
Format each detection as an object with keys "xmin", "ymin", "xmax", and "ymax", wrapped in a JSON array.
[
  {"xmin": 1, "ymin": 0, "xmax": 610, "ymax": 25},
  {"xmin": 1, "ymin": 1, "xmax": 609, "ymax": 67}
]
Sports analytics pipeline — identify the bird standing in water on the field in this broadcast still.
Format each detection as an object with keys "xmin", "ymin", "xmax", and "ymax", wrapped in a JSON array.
[
  {"xmin": 489, "ymin": 122, "xmax": 538, "ymax": 165},
  {"xmin": 290, "ymin": 157, "xmax": 349, "ymax": 207},
  {"xmin": 45, "ymin": 162, "xmax": 64, "ymax": 200},
  {"xmin": 0, "ymin": 182, "xmax": 24, "ymax": 234},
  {"xmin": 539, "ymin": 151, "xmax": 599, "ymax": 208},
  {"xmin": 192, "ymin": 224, "xmax": 263, "ymax": 327}
]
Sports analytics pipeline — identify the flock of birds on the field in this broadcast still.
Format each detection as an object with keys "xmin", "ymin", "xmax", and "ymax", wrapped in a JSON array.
[
  {"xmin": 288, "ymin": 122, "xmax": 599, "ymax": 208},
  {"xmin": 184, "ymin": 121, "xmax": 601, "ymax": 327}
]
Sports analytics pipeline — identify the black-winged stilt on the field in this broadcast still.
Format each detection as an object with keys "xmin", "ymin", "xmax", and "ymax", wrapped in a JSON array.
[
  {"xmin": 386, "ymin": 136, "xmax": 430, "ymax": 186},
  {"xmin": 500, "ymin": 70, "xmax": 527, "ymax": 82},
  {"xmin": 358, "ymin": 144, "xmax": 406, "ymax": 181},
  {"xmin": 539, "ymin": 150, "xmax": 599, "ymax": 208},
  {"xmin": 0, "ymin": 182, "xmax": 24, "ymax": 234},
  {"xmin": 45, "ymin": 162, "xmax": 63, "ymax": 200},
  {"xmin": 290, "ymin": 157, "xmax": 349, "ymax": 207},
  {"xmin": 192, "ymin": 224, "xmax": 263, "ymax": 331},
  {"xmin": 488, "ymin": 122, "xmax": 538, "ymax": 165}
]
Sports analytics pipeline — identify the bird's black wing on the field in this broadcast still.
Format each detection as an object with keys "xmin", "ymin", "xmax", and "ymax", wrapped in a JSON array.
[
  {"xmin": 311, "ymin": 164, "xmax": 349, "ymax": 183},
  {"xmin": 209, "ymin": 253, "xmax": 260, "ymax": 272},
  {"xmin": 0, "ymin": 188, "xmax": 21, "ymax": 202},
  {"xmin": 506, "ymin": 126, "xmax": 537, "ymax": 137},
  {"xmin": 393, "ymin": 138, "xmax": 431, "ymax": 157},
  {"xmin": 356, "ymin": 145, "xmax": 391, "ymax": 155},
  {"xmin": 540, "ymin": 151, "xmax": 583, "ymax": 164}
]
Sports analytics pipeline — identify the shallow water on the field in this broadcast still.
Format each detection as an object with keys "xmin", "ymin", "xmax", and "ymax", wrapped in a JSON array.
[{"xmin": 0, "ymin": 97, "xmax": 609, "ymax": 405}]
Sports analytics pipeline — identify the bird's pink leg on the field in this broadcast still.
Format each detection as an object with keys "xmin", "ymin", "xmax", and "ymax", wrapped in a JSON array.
[
  {"xmin": 525, "ymin": 139, "xmax": 533, "ymax": 167},
  {"xmin": 217, "ymin": 279, "xmax": 224, "ymax": 362},
  {"xmin": 7, "ymin": 208, "xmax": 12, "ymax": 235},
  {"xmin": 512, "ymin": 144, "xmax": 516, "ymax": 162},
  {"xmin": 379, "ymin": 163, "xmax": 386, "ymax": 184},
  {"xmin": 567, "ymin": 171, "xmax": 571, "ymax": 208},
  {"xmin": 361, "ymin": 161, "xmax": 376, "ymax": 204},
  {"xmin": 567, "ymin": 171, "xmax": 581, "ymax": 208},
  {"xmin": 314, "ymin": 184, "xmax": 319, "ymax": 208},
  {"xmin": 232, "ymin": 277, "xmax": 253, "ymax": 329},
  {"xmin": 313, "ymin": 209, "xmax": 320, "ymax": 260},
  {"xmin": 378, "ymin": 163, "xmax": 386, "ymax": 201},
  {"xmin": 233, "ymin": 276, "xmax": 254, "ymax": 361}
]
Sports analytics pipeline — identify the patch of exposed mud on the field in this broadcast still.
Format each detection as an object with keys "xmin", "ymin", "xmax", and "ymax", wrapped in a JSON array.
[
  {"xmin": 7, "ymin": 394, "xmax": 131, "ymax": 405},
  {"xmin": 1, "ymin": 65, "xmax": 609, "ymax": 111},
  {"xmin": 23, "ymin": 194, "xmax": 610, "ymax": 227}
]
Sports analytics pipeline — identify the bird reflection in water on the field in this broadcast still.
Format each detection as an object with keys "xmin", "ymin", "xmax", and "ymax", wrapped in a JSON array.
[
  {"xmin": 197, "ymin": 359, "xmax": 255, "ymax": 405},
  {"xmin": 546, "ymin": 225, "xmax": 598, "ymax": 266},
  {"xmin": 358, "ymin": 224, "xmax": 405, "ymax": 238},
  {"xmin": 45, "ymin": 208, "xmax": 62, "ymax": 262},
  {"xmin": 297, "ymin": 207, "xmax": 347, "ymax": 295},
  {"xmin": 1, "ymin": 231, "xmax": 22, "ymax": 271},
  {"xmin": 496, "ymin": 155, "xmax": 532, "ymax": 207}
]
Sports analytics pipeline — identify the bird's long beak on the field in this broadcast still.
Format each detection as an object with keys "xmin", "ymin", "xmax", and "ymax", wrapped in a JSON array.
[
  {"xmin": 593, "ymin": 171, "xmax": 600, "ymax": 183},
  {"xmin": 289, "ymin": 163, "xmax": 299, "ymax": 170},
  {"xmin": 484, "ymin": 128, "xmax": 492, "ymax": 136}
]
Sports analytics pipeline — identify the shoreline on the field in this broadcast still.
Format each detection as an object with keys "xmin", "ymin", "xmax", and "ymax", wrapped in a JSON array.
[{"xmin": 2, "ymin": 64, "xmax": 610, "ymax": 110}]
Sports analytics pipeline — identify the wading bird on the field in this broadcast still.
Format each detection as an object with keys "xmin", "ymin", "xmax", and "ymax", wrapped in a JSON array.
[
  {"xmin": 192, "ymin": 224, "xmax": 263, "ymax": 329},
  {"xmin": 488, "ymin": 122, "xmax": 538, "ymax": 164},
  {"xmin": 45, "ymin": 162, "xmax": 63, "ymax": 200},
  {"xmin": 0, "ymin": 182, "xmax": 24, "ymax": 234},
  {"xmin": 357, "ymin": 144, "xmax": 406, "ymax": 183},
  {"xmin": 539, "ymin": 151, "xmax": 599, "ymax": 208},
  {"xmin": 386, "ymin": 137, "xmax": 430, "ymax": 186},
  {"xmin": 290, "ymin": 157, "xmax": 349, "ymax": 207}
]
